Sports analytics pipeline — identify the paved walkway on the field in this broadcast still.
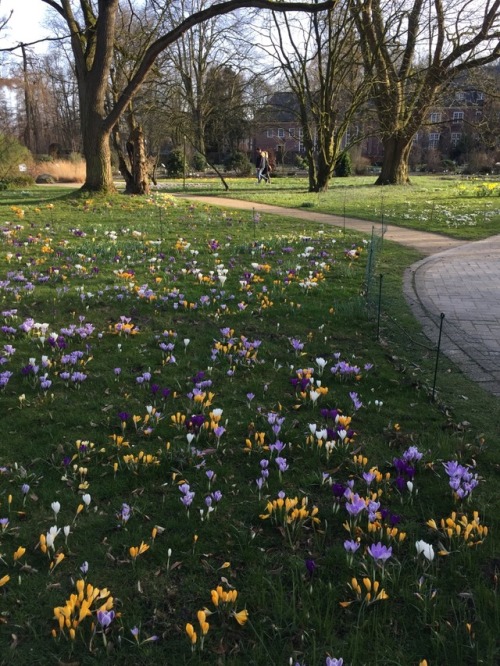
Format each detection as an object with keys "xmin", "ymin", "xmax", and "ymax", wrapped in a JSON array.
[{"xmin": 177, "ymin": 195, "xmax": 500, "ymax": 398}]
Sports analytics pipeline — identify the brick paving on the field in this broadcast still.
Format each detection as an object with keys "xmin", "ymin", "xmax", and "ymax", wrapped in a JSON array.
[{"xmin": 177, "ymin": 195, "xmax": 500, "ymax": 398}]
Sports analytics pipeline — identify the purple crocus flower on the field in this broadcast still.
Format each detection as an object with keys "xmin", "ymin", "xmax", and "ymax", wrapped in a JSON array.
[
  {"xmin": 349, "ymin": 391, "xmax": 363, "ymax": 410},
  {"xmin": 367, "ymin": 541, "xmax": 392, "ymax": 563},
  {"xmin": 332, "ymin": 482, "xmax": 347, "ymax": 499},
  {"xmin": 97, "ymin": 609, "xmax": 115, "ymax": 628},
  {"xmin": 275, "ymin": 457, "xmax": 289, "ymax": 473},
  {"xmin": 345, "ymin": 493, "xmax": 366, "ymax": 516},
  {"xmin": 344, "ymin": 539, "xmax": 360, "ymax": 554},
  {"xmin": 305, "ymin": 558, "xmax": 316, "ymax": 577}
]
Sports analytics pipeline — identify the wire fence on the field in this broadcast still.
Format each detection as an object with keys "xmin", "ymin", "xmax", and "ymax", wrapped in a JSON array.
[{"xmin": 364, "ymin": 224, "xmax": 448, "ymax": 401}]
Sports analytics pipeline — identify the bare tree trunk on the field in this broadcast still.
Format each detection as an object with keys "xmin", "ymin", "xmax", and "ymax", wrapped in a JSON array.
[
  {"xmin": 376, "ymin": 137, "xmax": 412, "ymax": 185},
  {"xmin": 126, "ymin": 126, "xmax": 150, "ymax": 195},
  {"xmin": 81, "ymin": 112, "xmax": 115, "ymax": 193},
  {"xmin": 112, "ymin": 125, "xmax": 134, "ymax": 192}
]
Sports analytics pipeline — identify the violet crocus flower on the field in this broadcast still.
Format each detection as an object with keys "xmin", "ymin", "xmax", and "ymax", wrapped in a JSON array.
[
  {"xmin": 275, "ymin": 457, "xmax": 289, "ymax": 473},
  {"xmin": 402, "ymin": 446, "xmax": 423, "ymax": 464},
  {"xmin": 350, "ymin": 391, "xmax": 363, "ymax": 410},
  {"xmin": 290, "ymin": 337, "xmax": 304, "ymax": 353},
  {"xmin": 443, "ymin": 460, "xmax": 479, "ymax": 500},
  {"xmin": 344, "ymin": 539, "xmax": 360, "ymax": 554},
  {"xmin": 97, "ymin": 609, "xmax": 115, "ymax": 628},
  {"xmin": 345, "ymin": 493, "xmax": 366, "ymax": 517},
  {"xmin": 363, "ymin": 471, "xmax": 376, "ymax": 486},
  {"xmin": 367, "ymin": 541, "xmax": 392, "ymax": 563}
]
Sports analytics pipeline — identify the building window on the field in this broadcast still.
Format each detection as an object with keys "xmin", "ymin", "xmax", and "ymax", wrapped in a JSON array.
[
  {"xmin": 277, "ymin": 128, "xmax": 285, "ymax": 138},
  {"xmin": 453, "ymin": 111, "xmax": 464, "ymax": 121},
  {"xmin": 476, "ymin": 92, "xmax": 484, "ymax": 101},
  {"xmin": 288, "ymin": 128, "xmax": 295, "ymax": 136},
  {"xmin": 430, "ymin": 112, "xmax": 441, "ymax": 123},
  {"xmin": 412, "ymin": 132, "xmax": 420, "ymax": 144},
  {"xmin": 456, "ymin": 91, "xmax": 465, "ymax": 101},
  {"xmin": 451, "ymin": 132, "xmax": 461, "ymax": 146},
  {"xmin": 429, "ymin": 132, "xmax": 440, "ymax": 149},
  {"xmin": 266, "ymin": 128, "xmax": 273, "ymax": 137}
]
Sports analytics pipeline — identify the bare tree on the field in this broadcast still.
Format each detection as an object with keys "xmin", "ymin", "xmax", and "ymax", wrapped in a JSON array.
[
  {"xmin": 351, "ymin": 0, "xmax": 500, "ymax": 185},
  {"xmin": 268, "ymin": 1, "xmax": 373, "ymax": 192},
  {"xmin": 160, "ymin": 0, "xmax": 253, "ymax": 158},
  {"xmin": 37, "ymin": 0, "xmax": 335, "ymax": 193}
]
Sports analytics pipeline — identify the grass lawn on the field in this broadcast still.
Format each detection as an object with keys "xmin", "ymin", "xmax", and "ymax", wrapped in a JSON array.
[
  {"xmin": 155, "ymin": 173, "xmax": 500, "ymax": 241},
  {"xmin": 0, "ymin": 184, "xmax": 498, "ymax": 665}
]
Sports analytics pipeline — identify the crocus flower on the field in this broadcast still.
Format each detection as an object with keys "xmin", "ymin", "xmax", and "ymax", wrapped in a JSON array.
[
  {"xmin": 415, "ymin": 540, "xmax": 435, "ymax": 562},
  {"xmin": 305, "ymin": 558, "xmax": 316, "ymax": 577},
  {"xmin": 232, "ymin": 609, "xmax": 249, "ymax": 625},
  {"xmin": 97, "ymin": 609, "xmax": 115, "ymax": 628},
  {"xmin": 51, "ymin": 501, "xmax": 61, "ymax": 520},
  {"xmin": 344, "ymin": 539, "xmax": 360, "ymax": 554},
  {"xmin": 368, "ymin": 542, "xmax": 392, "ymax": 563},
  {"xmin": 345, "ymin": 493, "xmax": 366, "ymax": 517}
]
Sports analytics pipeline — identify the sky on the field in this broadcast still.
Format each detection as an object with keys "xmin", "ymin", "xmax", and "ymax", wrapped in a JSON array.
[{"xmin": 1, "ymin": 0, "xmax": 50, "ymax": 49}]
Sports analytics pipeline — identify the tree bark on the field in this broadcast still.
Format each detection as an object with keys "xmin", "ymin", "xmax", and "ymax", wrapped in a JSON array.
[
  {"xmin": 80, "ymin": 112, "xmax": 115, "ymax": 193},
  {"xmin": 127, "ymin": 125, "xmax": 150, "ymax": 195},
  {"xmin": 376, "ymin": 136, "xmax": 412, "ymax": 185}
]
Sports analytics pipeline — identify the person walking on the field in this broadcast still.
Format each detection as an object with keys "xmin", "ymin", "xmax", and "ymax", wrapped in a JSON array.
[
  {"xmin": 262, "ymin": 150, "xmax": 271, "ymax": 184},
  {"xmin": 255, "ymin": 148, "xmax": 269, "ymax": 184}
]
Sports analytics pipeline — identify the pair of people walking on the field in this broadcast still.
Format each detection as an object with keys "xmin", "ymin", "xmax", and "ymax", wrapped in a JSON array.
[{"xmin": 256, "ymin": 148, "xmax": 271, "ymax": 184}]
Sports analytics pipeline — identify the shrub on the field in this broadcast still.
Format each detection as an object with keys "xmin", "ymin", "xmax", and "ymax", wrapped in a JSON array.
[
  {"xmin": 0, "ymin": 134, "xmax": 33, "ymax": 182},
  {"xmin": 6, "ymin": 174, "xmax": 36, "ymax": 187},
  {"xmin": 354, "ymin": 156, "xmax": 372, "ymax": 175},
  {"xmin": 295, "ymin": 154, "xmax": 309, "ymax": 170},
  {"xmin": 334, "ymin": 152, "xmax": 352, "ymax": 177},
  {"xmin": 164, "ymin": 149, "xmax": 186, "ymax": 177},
  {"xmin": 192, "ymin": 153, "xmax": 207, "ymax": 172},
  {"xmin": 224, "ymin": 151, "xmax": 252, "ymax": 176}
]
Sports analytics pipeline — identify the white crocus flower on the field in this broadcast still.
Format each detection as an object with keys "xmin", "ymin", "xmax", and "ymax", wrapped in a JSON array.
[
  {"xmin": 415, "ymin": 540, "xmax": 435, "ymax": 561},
  {"xmin": 46, "ymin": 526, "xmax": 61, "ymax": 551},
  {"xmin": 51, "ymin": 501, "xmax": 61, "ymax": 520}
]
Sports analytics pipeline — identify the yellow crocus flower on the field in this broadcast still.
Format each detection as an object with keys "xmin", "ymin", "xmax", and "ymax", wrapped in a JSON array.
[
  {"xmin": 233, "ymin": 609, "xmax": 249, "ymax": 625},
  {"xmin": 185, "ymin": 622, "xmax": 197, "ymax": 644}
]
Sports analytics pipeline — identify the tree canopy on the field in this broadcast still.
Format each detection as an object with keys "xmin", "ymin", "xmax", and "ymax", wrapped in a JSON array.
[{"xmin": 39, "ymin": 0, "xmax": 335, "ymax": 192}]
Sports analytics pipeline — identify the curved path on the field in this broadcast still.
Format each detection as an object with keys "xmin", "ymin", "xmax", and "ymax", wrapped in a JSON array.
[{"xmin": 177, "ymin": 195, "xmax": 500, "ymax": 398}]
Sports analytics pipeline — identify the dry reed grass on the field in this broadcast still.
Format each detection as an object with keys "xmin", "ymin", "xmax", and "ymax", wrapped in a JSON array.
[{"xmin": 33, "ymin": 159, "xmax": 86, "ymax": 183}]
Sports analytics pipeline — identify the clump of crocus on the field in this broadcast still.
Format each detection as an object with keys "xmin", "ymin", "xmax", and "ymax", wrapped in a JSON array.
[
  {"xmin": 339, "ymin": 576, "xmax": 389, "ymax": 608},
  {"xmin": 260, "ymin": 492, "xmax": 320, "ymax": 546},
  {"xmin": 53, "ymin": 580, "xmax": 114, "ymax": 641},
  {"xmin": 186, "ymin": 583, "xmax": 248, "ymax": 652},
  {"xmin": 427, "ymin": 511, "xmax": 488, "ymax": 552},
  {"xmin": 443, "ymin": 460, "xmax": 480, "ymax": 501},
  {"xmin": 129, "ymin": 541, "xmax": 150, "ymax": 562}
]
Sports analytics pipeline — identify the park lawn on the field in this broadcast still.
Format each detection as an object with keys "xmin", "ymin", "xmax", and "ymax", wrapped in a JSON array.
[
  {"xmin": 156, "ymin": 174, "xmax": 500, "ymax": 241},
  {"xmin": 0, "ymin": 187, "xmax": 498, "ymax": 665}
]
